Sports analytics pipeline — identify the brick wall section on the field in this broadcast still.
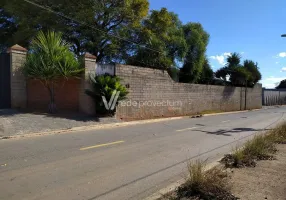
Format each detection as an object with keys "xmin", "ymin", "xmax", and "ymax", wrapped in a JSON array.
[
  {"xmin": 78, "ymin": 53, "xmax": 96, "ymax": 115},
  {"xmin": 27, "ymin": 79, "xmax": 80, "ymax": 111},
  {"xmin": 7, "ymin": 45, "xmax": 28, "ymax": 109},
  {"xmin": 115, "ymin": 64, "xmax": 262, "ymax": 120}
]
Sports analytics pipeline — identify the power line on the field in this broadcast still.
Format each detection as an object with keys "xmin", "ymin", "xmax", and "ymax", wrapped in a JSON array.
[{"xmin": 22, "ymin": 0, "xmax": 163, "ymax": 55}]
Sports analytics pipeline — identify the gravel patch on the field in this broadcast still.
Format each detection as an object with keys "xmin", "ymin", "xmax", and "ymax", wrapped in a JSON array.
[{"xmin": 0, "ymin": 109, "xmax": 120, "ymax": 137}]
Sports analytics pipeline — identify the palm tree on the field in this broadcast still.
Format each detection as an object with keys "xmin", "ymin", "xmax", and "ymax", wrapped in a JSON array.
[
  {"xmin": 24, "ymin": 31, "xmax": 83, "ymax": 113},
  {"xmin": 226, "ymin": 52, "xmax": 241, "ymax": 68}
]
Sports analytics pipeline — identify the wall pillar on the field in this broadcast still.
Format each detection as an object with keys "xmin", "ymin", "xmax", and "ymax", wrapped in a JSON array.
[
  {"xmin": 79, "ymin": 53, "xmax": 96, "ymax": 115},
  {"xmin": 7, "ymin": 44, "xmax": 27, "ymax": 109}
]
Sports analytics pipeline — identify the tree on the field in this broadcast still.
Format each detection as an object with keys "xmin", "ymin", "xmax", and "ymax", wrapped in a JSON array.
[
  {"xmin": 127, "ymin": 8, "xmax": 187, "ymax": 69},
  {"xmin": 215, "ymin": 53, "xmax": 261, "ymax": 87},
  {"xmin": 243, "ymin": 60, "xmax": 261, "ymax": 86},
  {"xmin": 276, "ymin": 79, "xmax": 286, "ymax": 89},
  {"xmin": 199, "ymin": 58, "xmax": 214, "ymax": 84},
  {"xmin": 179, "ymin": 23, "xmax": 210, "ymax": 83},
  {"xmin": 23, "ymin": 31, "xmax": 83, "ymax": 113},
  {"xmin": 1, "ymin": 0, "xmax": 149, "ymax": 62},
  {"xmin": 226, "ymin": 52, "xmax": 241, "ymax": 68}
]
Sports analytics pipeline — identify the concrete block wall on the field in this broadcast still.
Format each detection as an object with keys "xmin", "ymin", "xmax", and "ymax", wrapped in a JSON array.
[{"xmin": 115, "ymin": 64, "xmax": 262, "ymax": 120}]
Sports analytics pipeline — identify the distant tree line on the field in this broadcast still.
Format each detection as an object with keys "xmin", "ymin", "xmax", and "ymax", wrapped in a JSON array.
[{"xmin": 0, "ymin": 0, "xmax": 261, "ymax": 86}]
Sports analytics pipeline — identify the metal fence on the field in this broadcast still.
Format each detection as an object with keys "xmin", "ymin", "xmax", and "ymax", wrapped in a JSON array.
[{"xmin": 262, "ymin": 88, "xmax": 286, "ymax": 106}]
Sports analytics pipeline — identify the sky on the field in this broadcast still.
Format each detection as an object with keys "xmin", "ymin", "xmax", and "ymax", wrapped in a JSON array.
[{"xmin": 149, "ymin": 0, "xmax": 286, "ymax": 88}]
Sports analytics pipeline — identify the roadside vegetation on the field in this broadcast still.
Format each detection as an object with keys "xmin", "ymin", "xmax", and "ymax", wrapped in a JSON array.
[
  {"xmin": 161, "ymin": 161, "xmax": 237, "ymax": 200},
  {"xmin": 221, "ymin": 122, "xmax": 286, "ymax": 168},
  {"xmin": 162, "ymin": 122, "xmax": 286, "ymax": 200},
  {"xmin": 85, "ymin": 74, "xmax": 128, "ymax": 115}
]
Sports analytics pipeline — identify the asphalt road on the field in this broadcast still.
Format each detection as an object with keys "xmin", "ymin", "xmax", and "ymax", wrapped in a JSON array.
[{"xmin": 0, "ymin": 107, "xmax": 285, "ymax": 200}]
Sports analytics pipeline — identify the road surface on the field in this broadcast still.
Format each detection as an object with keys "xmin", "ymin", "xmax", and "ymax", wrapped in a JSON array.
[{"xmin": 0, "ymin": 107, "xmax": 285, "ymax": 200}]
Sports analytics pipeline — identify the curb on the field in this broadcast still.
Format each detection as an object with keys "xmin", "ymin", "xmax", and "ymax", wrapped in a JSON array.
[
  {"xmin": 143, "ymin": 159, "xmax": 222, "ymax": 200},
  {"xmin": 1, "ymin": 116, "xmax": 186, "ymax": 140},
  {"xmin": 1, "ymin": 109, "xmax": 263, "ymax": 140},
  {"xmin": 202, "ymin": 108, "xmax": 260, "ymax": 117}
]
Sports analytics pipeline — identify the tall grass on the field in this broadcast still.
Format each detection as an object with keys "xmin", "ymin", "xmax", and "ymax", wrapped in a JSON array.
[
  {"xmin": 163, "ymin": 161, "xmax": 237, "ymax": 200},
  {"xmin": 221, "ymin": 122, "xmax": 286, "ymax": 168}
]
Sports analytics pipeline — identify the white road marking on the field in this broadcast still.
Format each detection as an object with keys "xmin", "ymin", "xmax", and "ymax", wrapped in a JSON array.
[
  {"xmin": 176, "ymin": 127, "xmax": 198, "ymax": 132},
  {"xmin": 222, "ymin": 120, "xmax": 231, "ymax": 123}
]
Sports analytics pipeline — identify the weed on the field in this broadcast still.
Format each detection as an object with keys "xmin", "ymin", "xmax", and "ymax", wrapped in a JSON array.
[
  {"xmin": 163, "ymin": 160, "xmax": 237, "ymax": 200},
  {"xmin": 221, "ymin": 122, "xmax": 286, "ymax": 168}
]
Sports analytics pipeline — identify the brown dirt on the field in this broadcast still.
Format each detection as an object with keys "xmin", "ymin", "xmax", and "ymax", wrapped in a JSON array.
[{"xmin": 231, "ymin": 144, "xmax": 286, "ymax": 200}]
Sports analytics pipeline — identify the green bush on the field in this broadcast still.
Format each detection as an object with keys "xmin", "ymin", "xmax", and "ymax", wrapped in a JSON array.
[{"xmin": 85, "ymin": 74, "xmax": 128, "ymax": 115}]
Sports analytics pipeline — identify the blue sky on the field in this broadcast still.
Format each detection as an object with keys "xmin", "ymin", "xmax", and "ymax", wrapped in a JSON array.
[{"xmin": 149, "ymin": 0, "xmax": 286, "ymax": 88}]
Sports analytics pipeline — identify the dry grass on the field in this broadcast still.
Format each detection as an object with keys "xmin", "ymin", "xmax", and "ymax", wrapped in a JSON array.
[
  {"xmin": 221, "ymin": 122, "xmax": 286, "ymax": 168},
  {"xmin": 162, "ymin": 160, "xmax": 237, "ymax": 200}
]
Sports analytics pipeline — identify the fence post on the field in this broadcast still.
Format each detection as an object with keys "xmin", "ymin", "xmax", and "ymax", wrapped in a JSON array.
[{"xmin": 7, "ymin": 44, "xmax": 27, "ymax": 109}]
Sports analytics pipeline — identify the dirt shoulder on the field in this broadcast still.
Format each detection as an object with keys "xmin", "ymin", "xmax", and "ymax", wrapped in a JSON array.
[{"xmin": 231, "ymin": 144, "xmax": 286, "ymax": 200}]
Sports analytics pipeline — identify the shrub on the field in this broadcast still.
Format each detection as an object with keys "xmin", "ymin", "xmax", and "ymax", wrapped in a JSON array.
[{"xmin": 85, "ymin": 74, "xmax": 128, "ymax": 115}]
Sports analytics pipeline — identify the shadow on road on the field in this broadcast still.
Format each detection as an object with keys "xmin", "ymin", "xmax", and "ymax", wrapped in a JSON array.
[{"xmin": 196, "ymin": 127, "xmax": 269, "ymax": 136}]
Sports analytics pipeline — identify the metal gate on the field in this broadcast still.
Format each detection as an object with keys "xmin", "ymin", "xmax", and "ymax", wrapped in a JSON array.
[{"xmin": 0, "ymin": 53, "xmax": 11, "ymax": 109}]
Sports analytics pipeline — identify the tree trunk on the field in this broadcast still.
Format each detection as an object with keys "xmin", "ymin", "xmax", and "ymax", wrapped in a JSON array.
[{"xmin": 47, "ymin": 82, "xmax": 57, "ymax": 114}]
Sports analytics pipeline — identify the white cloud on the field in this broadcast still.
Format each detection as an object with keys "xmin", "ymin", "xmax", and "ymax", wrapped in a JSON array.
[
  {"xmin": 223, "ymin": 52, "xmax": 231, "ymax": 57},
  {"xmin": 210, "ymin": 55, "xmax": 225, "ymax": 65},
  {"xmin": 260, "ymin": 76, "xmax": 286, "ymax": 88},
  {"xmin": 210, "ymin": 52, "xmax": 232, "ymax": 66},
  {"xmin": 278, "ymin": 52, "xmax": 286, "ymax": 57},
  {"xmin": 276, "ymin": 61, "xmax": 279, "ymax": 64},
  {"xmin": 281, "ymin": 67, "xmax": 286, "ymax": 72}
]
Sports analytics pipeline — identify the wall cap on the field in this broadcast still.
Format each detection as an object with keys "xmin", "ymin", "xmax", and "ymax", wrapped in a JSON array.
[
  {"xmin": 7, "ymin": 44, "xmax": 28, "ymax": 53},
  {"xmin": 84, "ymin": 53, "xmax": 97, "ymax": 60}
]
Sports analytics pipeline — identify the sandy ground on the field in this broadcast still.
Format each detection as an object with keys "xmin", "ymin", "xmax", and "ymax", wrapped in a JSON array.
[{"xmin": 231, "ymin": 144, "xmax": 286, "ymax": 200}]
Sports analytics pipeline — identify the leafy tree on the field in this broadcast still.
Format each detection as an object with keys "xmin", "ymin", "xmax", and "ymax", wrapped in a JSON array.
[
  {"xmin": 85, "ymin": 74, "xmax": 129, "ymax": 115},
  {"xmin": 1, "ymin": 0, "xmax": 149, "ymax": 62},
  {"xmin": 229, "ymin": 66, "xmax": 251, "ymax": 86},
  {"xmin": 179, "ymin": 23, "xmax": 210, "ymax": 83},
  {"xmin": 199, "ymin": 58, "xmax": 214, "ymax": 84},
  {"xmin": 127, "ymin": 8, "xmax": 187, "ymax": 69},
  {"xmin": 23, "ymin": 31, "xmax": 83, "ymax": 113},
  {"xmin": 276, "ymin": 79, "xmax": 286, "ymax": 89},
  {"xmin": 243, "ymin": 60, "xmax": 261, "ymax": 86},
  {"xmin": 215, "ymin": 67, "xmax": 229, "ymax": 82},
  {"xmin": 215, "ymin": 53, "xmax": 261, "ymax": 87}
]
